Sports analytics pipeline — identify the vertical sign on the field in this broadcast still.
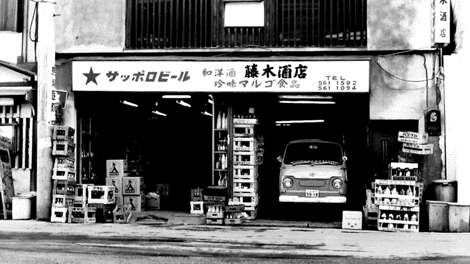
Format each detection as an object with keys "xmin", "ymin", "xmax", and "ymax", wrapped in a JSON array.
[
  {"xmin": 432, "ymin": 0, "xmax": 450, "ymax": 44},
  {"xmin": 0, "ymin": 136, "xmax": 14, "ymax": 219}
]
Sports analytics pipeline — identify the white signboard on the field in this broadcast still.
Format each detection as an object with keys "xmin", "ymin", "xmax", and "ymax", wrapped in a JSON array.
[
  {"xmin": 398, "ymin": 131, "xmax": 429, "ymax": 144},
  {"xmin": 225, "ymin": 1, "xmax": 265, "ymax": 27},
  {"xmin": 72, "ymin": 61, "xmax": 370, "ymax": 93},
  {"xmin": 432, "ymin": 0, "xmax": 450, "ymax": 44}
]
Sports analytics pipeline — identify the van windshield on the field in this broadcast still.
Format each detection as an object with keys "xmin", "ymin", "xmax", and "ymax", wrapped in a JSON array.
[{"xmin": 284, "ymin": 142, "xmax": 342, "ymax": 165}]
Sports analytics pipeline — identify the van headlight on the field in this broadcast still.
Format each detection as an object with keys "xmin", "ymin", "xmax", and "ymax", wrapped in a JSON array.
[
  {"xmin": 282, "ymin": 178, "xmax": 293, "ymax": 188},
  {"xmin": 332, "ymin": 179, "xmax": 343, "ymax": 189}
]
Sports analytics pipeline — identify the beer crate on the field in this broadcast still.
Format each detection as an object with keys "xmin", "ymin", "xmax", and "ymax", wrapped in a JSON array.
[
  {"xmin": 50, "ymin": 207, "xmax": 68, "ymax": 223},
  {"xmin": 233, "ymin": 153, "xmax": 257, "ymax": 166},
  {"xmin": 113, "ymin": 206, "xmax": 131, "ymax": 224},
  {"xmin": 233, "ymin": 182, "xmax": 259, "ymax": 195},
  {"xmin": 233, "ymin": 138, "xmax": 256, "ymax": 152},
  {"xmin": 53, "ymin": 180, "xmax": 75, "ymax": 196},
  {"xmin": 190, "ymin": 201, "xmax": 204, "ymax": 215},
  {"xmin": 54, "ymin": 157, "xmax": 75, "ymax": 170},
  {"xmin": 233, "ymin": 124, "xmax": 255, "ymax": 137},
  {"xmin": 190, "ymin": 188, "xmax": 204, "ymax": 201},
  {"xmin": 52, "ymin": 140, "xmax": 75, "ymax": 156},
  {"xmin": 74, "ymin": 184, "xmax": 93, "ymax": 204},
  {"xmin": 52, "ymin": 125, "xmax": 75, "ymax": 141},
  {"xmin": 52, "ymin": 168, "xmax": 76, "ymax": 182},
  {"xmin": 87, "ymin": 185, "xmax": 115, "ymax": 204},
  {"xmin": 52, "ymin": 194, "xmax": 74, "ymax": 208},
  {"xmin": 206, "ymin": 218, "xmax": 224, "ymax": 225}
]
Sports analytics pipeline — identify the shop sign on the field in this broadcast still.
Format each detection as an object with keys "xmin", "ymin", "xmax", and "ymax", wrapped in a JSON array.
[
  {"xmin": 402, "ymin": 143, "xmax": 433, "ymax": 155},
  {"xmin": 72, "ymin": 61, "xmax": 369, "ymax": 93},
  {"xmin": 432, "ymin": 0, "xmax": 450, "ymax": 44},
  {"xmin": 397, "ymin": 131, "xmax": 428, "ymax": 144}
]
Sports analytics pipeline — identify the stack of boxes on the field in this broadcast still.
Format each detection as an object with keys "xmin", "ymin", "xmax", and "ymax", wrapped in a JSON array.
[
  {"xmin": 106, "ymin": 159, "xmax": 145, "ymax": 214},
  {"xmin": 231, "ymin": 115, "xmax": 263, "ymax": 220},
  {"xmin": 51, "ymin": 126, "xmax": 76, "ymax": 223}
]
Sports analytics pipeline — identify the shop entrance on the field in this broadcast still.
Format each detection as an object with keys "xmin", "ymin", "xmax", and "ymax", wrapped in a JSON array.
[
  {"xmin": 76, "ymin": 93, "xmax": 213, "ymax": 212},
  {"xmin": 219, "ymin": 93, "xmax": 370, "ymax": 221}
]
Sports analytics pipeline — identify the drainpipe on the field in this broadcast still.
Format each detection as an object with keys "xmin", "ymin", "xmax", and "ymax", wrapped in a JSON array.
[
  {"xmin": 36, "ymin": 1, "xmax": 55, "ymax": 220},
  {"xmin": 437, "ymin": 45, "xmax": 446, "ymax": 181}
]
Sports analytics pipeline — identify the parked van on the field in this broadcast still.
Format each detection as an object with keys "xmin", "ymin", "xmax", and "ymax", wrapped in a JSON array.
[{"xmin": 278, "ymin": 139, "xmax": 348, "ymax": 203}]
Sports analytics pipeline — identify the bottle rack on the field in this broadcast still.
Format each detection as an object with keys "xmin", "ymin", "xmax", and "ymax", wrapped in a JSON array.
[
  {"xmin": 375, "ymin": 179, "xmax": 423, "ymax": 232},
  {"xmin": 79, "ymin": 117, "xmax": 99, "ymax": 183},
  {"xmin": 212, "ymin": 101, "xmax": 230, "ymax": 189}
]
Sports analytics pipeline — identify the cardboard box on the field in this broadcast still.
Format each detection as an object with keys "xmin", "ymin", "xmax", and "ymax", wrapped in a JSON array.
[
  {"xmin": 106, "ymin": 160, "xmax": 128, "ymax": 177},
  {"xmin": 106, "ymin": 177, "xmax": 123, "ymax": 196},
  {"xmin": 87, "ymin": 185, "xmax": 115, "ymax": 204},
  {"xmin": 123, "ymin": 195, "xmax": 141, "ymax": 212},
  {"xmin": 53, "ymin": 125, "xmax": 75, "ymax": 141},
  {"xmin": 122, "ymin": 177, "xmax": 142, "ymax": 195},
  {"xmin": 342, "ymin": 211, "xmax": 363, "ymax": 230}
]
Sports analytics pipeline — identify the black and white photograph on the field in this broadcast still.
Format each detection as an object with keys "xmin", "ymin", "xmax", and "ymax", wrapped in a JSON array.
[{"xmin": 0, "ymin": 0, "xmax": 469, "ymax": 263}]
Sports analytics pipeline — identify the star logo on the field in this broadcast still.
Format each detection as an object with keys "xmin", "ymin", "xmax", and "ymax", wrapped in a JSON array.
[{"xmin": 83, "ymin": 67, "xmax": 100, "ymax": 85}]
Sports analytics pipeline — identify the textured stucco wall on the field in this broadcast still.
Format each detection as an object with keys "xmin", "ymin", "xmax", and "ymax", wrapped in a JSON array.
[
  {"xmin": 369, "ymin": 53, "xmax": 436, "ymax": 120},
  {"xmin": 54, "ymin": 0, "xmax": 434, "ymax": 52},
  {"xmin": 55, "ymin": 0, "xmax": 125, "ymax": 53},
  {"xmin": 368, "ymin": 0, "xmax": 432, "ymax": 50}
]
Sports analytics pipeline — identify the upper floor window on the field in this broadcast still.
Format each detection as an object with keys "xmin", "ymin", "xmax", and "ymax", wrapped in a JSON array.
[
  {"xmin": 126, "ymin": 0, "xmax": 366, "ymax": 49},
  {"xmin": 0, "ymin": 0, "xmax": 24, "ymax": 32}
]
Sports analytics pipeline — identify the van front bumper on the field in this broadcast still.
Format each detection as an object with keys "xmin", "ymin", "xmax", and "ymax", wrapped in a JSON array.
[{"xmin": 279, "ymin": 195, "xmax": 346, "ymax": 203}]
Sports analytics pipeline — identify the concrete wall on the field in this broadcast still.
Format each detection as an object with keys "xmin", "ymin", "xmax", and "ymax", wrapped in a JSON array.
[
  {"xmin": 368, "ymin": 0, "xmax": 432, "ymax": 50},
  {"xmin": 54, "ymin": 0, "xmax": 434, "ymax": 52},
  {"xmin": 54, "ymin": 0, "xmax": 125, "ymax": 53},
  {"xmin": 369, "ymin": 53, "xmax": 436, "ymax": 120}
]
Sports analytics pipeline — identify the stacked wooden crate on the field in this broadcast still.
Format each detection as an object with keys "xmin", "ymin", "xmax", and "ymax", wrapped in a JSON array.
[
  {"xmin": 232, "ymin": 118, "xmax": 263, "ymax": 220},
  {"xmin": 51, "ymin": 126, "xmax": 76, "ymax": 223}
]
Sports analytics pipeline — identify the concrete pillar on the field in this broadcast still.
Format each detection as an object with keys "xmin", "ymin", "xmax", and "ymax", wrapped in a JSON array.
[
  {"xmin": 445, "ymin": 55, "xmax": 470, "ymax": 204},
  {"xmin": 36, "ymin": 2, "xmax": 55, "ymax": 220}
]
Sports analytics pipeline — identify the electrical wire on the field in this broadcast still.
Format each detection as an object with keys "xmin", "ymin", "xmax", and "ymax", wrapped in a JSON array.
[
  {"xmin": 29, "ymin": 2, "xmax": 38, "ymax": 43},
  {"xmin": 211, "ymin": 44, "xmax": 438, "ymax": 84}
]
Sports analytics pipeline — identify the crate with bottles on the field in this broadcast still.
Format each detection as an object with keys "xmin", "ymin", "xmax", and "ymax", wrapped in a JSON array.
[
  {"xmin": 378, "ymin": 205, "xmax": 420, "ymax": 232},
  {"xmin": 374, "ymin": 180, "xmax": 423, "ymax": 206}
]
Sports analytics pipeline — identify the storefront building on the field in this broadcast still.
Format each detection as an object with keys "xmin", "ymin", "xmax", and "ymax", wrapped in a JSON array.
[
  {"xmin": 36, "ymin": 0, "xmax": 454, "ymax": 223},
  {"xmin": 0, "ymin": 0, "xmax": 37, "ymax": 217}
]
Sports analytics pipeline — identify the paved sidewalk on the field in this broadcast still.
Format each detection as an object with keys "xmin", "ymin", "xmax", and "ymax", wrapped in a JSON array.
[{"xmin": 0, "ymin": 218, "xmax": 469, "ymax": 260}]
